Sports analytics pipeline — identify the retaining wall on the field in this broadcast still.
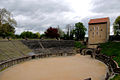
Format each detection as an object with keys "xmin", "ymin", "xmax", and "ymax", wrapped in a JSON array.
[
  {"xmin": 0, "ymin": 52, "xmax": 75, "ymax": 72},
  {"xmin": 21, "ymin": 40, "xmax": 75, "ymax": 54},
  {"xmin": 95, "ymin": 54, "xmax": 120, "ymax": 80},
  {"xmin": 21, "ymin": 40, "xmax": 74, "ymax": 49}
]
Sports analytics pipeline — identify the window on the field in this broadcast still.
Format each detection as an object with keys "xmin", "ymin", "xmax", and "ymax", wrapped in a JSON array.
[
  {"xmin": 97, "ymin": 26, "xmax": 99, "ymax": 30},
  {"xmin": 93, "ymin": 26, "xmax": 95, "ymax": 31},
  {"xmin": 92, "ymin": 32, "xmax": 95, "ymax": 37},
  {"xmin": 89, "ymin": 28, "xmax": 92, "ymax": 31},
  {"xmin": 96, "ymin": 32, "xmax": 99, "ymax": 35}
]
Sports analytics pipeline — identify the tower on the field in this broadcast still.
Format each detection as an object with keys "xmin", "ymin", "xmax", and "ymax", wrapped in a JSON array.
[{"xmin": 88, "ymin": 17, "xmax": 110, "ymax": 48}]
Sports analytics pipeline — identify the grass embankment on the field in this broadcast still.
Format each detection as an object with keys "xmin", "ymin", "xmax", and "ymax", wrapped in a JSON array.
[
  {"xmin": 100, "ymin": 42, "xmax": 120, "ymax": 80},
  {"xmin": 0, "ymin": 40, "xmax": 32, "ymax": 62},
  {"xmin": 74, "ymin": 41, "xmax": 86, "ymax": 48}
]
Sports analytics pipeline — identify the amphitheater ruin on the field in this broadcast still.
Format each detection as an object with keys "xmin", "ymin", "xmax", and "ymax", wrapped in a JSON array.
[{"xmin": 0, "ymin": 40, "xmax": 119, "ymax": 80}]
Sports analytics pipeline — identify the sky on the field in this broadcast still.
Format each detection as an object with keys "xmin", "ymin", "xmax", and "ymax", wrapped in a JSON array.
[{"xmin": 0, "ymin": 0, "xmax": 120, "ymax": 36}]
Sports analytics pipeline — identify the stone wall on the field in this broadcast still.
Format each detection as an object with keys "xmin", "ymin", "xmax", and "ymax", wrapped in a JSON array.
[
  {"xmin": 21, "ymin": 40, "xmax": 75, "ymax": 54},
  {"xmin": 21, "ymin": 40, "xmax": 74, "ymax": 49},
  {"xmin": 0, "ymin": 52, "xmax": 75, "ymax": 72},
  {"xmin": 95, "ymin": 54, "xmax": 120, "ymax": 80}
]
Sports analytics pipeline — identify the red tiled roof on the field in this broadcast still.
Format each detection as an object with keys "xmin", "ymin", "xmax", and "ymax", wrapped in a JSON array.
[{"xmin": 89, "ymin": 17, "xmax": 109, "ymax": 24}]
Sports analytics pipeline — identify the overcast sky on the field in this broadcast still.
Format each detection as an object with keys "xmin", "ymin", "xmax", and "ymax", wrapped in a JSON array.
[{"xmin": 0, "ymin": 0, "xmax": 120, "ymax": 35}]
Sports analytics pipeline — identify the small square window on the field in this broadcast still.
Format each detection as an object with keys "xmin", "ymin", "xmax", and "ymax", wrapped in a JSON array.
[
  {"xmin": 90, "ymin": 29, "xmax": 92, "ymax": 31},
  {"xmin": 97, "ymin": 27, "xmax": 99, "ymax": 30},
  {"xmin": 96, "ymin": 32, "xmax": 98, "ymax": 35}
]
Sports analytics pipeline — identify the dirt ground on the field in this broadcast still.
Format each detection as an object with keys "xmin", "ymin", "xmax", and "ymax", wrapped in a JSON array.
[{"xmin": 0, "ymin": 54, "xmax": 107, "ymax": 80}]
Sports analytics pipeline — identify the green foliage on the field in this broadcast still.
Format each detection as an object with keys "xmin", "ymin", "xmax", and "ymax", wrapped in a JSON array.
[
  {"xmin": 0, "ymin": 8, "xmax": 17, "ymax": 38},
  {"xmin": 20, "ymin": 31, "xmax": 40, "ymax": 39},
  {"xmin": 113, "ymin": 56, "xmax": 120, "ymax": 67},
  {"xmin": 74, "ymin": 22, "xmax": 87, "ymax": 40},
  {"xmin": 62, "ymin": 34, "xmax": 70, "ymax": 40},
  {"xmin": 35, "ymin": 32, "xmax": 40, "ymax": 38},
  {"xmin": 0, "ymin": 23, "xmax": 15, "ymax": 38},
  {"xmin": 40, "ymin": 34, "xmax": 45, "ymax": 39},
  {"xmin": 58, "ymin": 27, "xmax": 65, "ymax": 38},
  {"xmin": 0, "ymin": 8, "xmax": 17, "ymax": 27},
  {"xmin": 100, "ymin": 42, "xmax": 120, "ymax": 66},
  {"xmin": 110, "ymin": 74, "xmax": 120, "ymax": 80},
  {"xmin": 100, "ymin": 42, "xmax": 120, "ymax": 79},
  {"xmin": 74, "ymin": 41, "xmax": 86, "ymax": 48},
  {"xmin": 113, "ymin": 16, "xmax": 120, "ymax": 35},
  {"xmin": 100, "ymin": 42, "xmax": 120, "ymax": 57}
]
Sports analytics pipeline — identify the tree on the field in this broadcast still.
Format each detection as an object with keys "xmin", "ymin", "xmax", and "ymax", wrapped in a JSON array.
[
  {"xmin": 65, "ymin": 24, "xmax": 74, "ymax": 40},
  {"xmin": 20, "ymin": 31, "xmax": 40, "ymax": 39},
  {"xmin": 0, "ymin": 23, "xmax": 15, "ymax": 38},
  {"xmin": 45, "ymin": 27, "xmax": 59, "ymax": 39},
  {"xmin": 0, "ymin": 8, "xmax": 17, "ymax": 27},
  {"xmin": 57, "ymin": 25, "xmax": 65, "ymax": 38},
  {"xmin": 113, "ymin": 16, "xmax": 120, "ymax": 35},
  {"xmin": 35, "ymin": 32, "xmax": 40, "ymax": 38},
  {"xmin": 20, "ymin": 31, "xmax": 33, "ymax": 39},
  {"xmin": 0, "ymin": 8, "xmax": 17, "ymax": 38},
  {"xmin": 74, "ymin": 22, "xmax": 87, "ymax": 40}
]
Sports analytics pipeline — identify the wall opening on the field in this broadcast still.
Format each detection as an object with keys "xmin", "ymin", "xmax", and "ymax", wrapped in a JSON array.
[{"xmin": 86, "ymin": 50, "xmax": 92, "ymax": 55}]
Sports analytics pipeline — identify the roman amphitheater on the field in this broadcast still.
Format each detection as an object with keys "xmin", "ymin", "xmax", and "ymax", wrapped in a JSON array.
[{"xmin": 0, "ymin": 40, "xmax": 119, "ymax": 80}]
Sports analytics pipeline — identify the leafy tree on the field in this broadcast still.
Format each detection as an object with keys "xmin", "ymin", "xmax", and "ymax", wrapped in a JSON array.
[
  {"xmin": 113, "ymin": 16, "xmax": 120, "ymax": 35},
  {"xmin": 0, "ymin": 8, "xmax": 17, "ymax": 38},
  {"xmin": 0, "ymin": 23, "xmax": 15, "ymax": 38},
  {"xmin": 70, "ymin": 29, "xmax": 74, "ymax": 40},
  {"xmin": 40, "ymin": 34, "xmax": 45, "ymax": 39},
  {"xmin": 63, "ymin": 34, "xmax": 69, "ymax": 40},
  {"xmin": 65, "ymin": 24, "xmax": 74, "ymax": 40},
  {"xmin": 0, "ymin": 8, "xmax": 17, "ymax": 27},
  {"xmin": 15, "ymin": 34, "xmax": 21, "ymax": 39},
  {"xmin": 20, "ymin": 31, "xmax": 33, "ymax": 39},
  {"xmin": 20, "ymin": 31, "xmax": 40, "ymax": 39},
  {"xmin": 57, "ymin": 26, "xmax": 65, "ymax": 38},
  {"xmin": 74, "ymin": 22, "xmax": 87, "ymax": 40},
  {"xmin": 45, "ymin": 27, "xmax": 59, "ymax": 39},
  {"xmin": 35, "ymin": 32, "xmax": 40, "ymax": 38}
]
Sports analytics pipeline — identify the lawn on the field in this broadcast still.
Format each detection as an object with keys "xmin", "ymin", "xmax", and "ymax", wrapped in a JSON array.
[{"xmin": 100, "ymin": 42, "xmax": 120, "ymax": 80}]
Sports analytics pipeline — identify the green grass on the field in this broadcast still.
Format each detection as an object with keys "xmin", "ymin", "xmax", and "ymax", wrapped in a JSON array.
[
  {"xmin": 100, "ymin": 42, "xmax": 120, "ymax": 80},
  {"xmin": 100, "ymin": 42, "xmax": 120, "ymax": 66},
  {"xmin": 74, "ymin": 41, "xmax": 86, "ymax": 48},
  {"xmin": 110, "ymin": 74, "xmax": 120, "ymax": 80}
]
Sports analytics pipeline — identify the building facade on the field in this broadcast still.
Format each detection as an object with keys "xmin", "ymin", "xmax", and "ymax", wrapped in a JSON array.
[{"xmin": 88, "ymin": 17, "xmax": 110, "ymax": 48}]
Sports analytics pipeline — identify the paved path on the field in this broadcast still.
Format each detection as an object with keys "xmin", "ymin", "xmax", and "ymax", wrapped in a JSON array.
[{"xmin": 0, "ymin": 54, "xmax": 107, "ymax": 80}]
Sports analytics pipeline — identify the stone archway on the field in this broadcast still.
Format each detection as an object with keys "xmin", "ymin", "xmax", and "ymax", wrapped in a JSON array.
[
  {"xmin": 86, "ymin": 50, "xmax": 93, "ymax": 55},
  {"xmin": 80, "ymin": 48, "xmax": 96, "ymax": 58}
]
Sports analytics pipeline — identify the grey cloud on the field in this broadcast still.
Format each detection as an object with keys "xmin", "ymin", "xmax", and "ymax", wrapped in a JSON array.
[
  {"xmin": 91, "ymin": 0, "xmax": 120, "ymax": 14},
  {"xmin": 0, "ymin": 0, "xmax": 74, "ymax": 34}
]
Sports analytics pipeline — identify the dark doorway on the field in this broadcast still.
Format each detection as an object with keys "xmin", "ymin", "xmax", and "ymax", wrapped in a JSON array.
[
  {"xmin": 86, "ymin": 51, "xmax": 92, "ymax": 55},
  {"xmin": 32, "ymin": 55, "xmax": 36, "ymax": 59}
]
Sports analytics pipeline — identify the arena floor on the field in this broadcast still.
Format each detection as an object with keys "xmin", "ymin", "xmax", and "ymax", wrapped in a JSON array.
[{"xmin": 0, "ymin": 54, "xmax": 107, "ymax": 80}]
